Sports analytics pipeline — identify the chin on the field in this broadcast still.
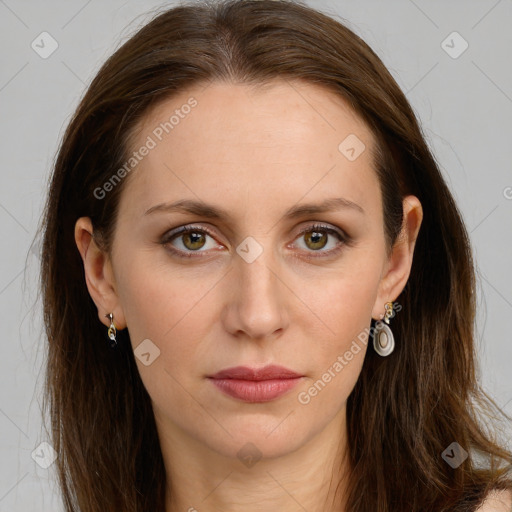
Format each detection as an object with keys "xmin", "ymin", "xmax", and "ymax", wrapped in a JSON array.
[{"xmin": 195, "ymin": 415, "xmax": 313, "ymax": 462}]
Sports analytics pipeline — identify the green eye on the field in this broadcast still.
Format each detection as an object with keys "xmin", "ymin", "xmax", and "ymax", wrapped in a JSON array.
[
  {"xmin": 293, "ymin": 224, "xmax": 347, "ymax": 256},
  {"xmin": 180, "ymin": 231, "xmax": 208, "ymax": 251},
  {"xmin": 161, "ymin": 223, "xmax": 349, "ymax": 259},
  {"xmin": 162, "ymin": 225, "xmax": 219, "ymax": 257},
  {"xmin": 303, "ymin": 229, "xmax": 329, "ymax": 250}
]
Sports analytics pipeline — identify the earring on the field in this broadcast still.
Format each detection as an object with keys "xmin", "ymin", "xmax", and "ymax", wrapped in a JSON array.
[
  {"xmin": 105, "ymin": 313, "xmax": 117, "ymax": 348},
  {"xmin": 373, "ymin": 301, "xmax": 395, "ymax": 357}
]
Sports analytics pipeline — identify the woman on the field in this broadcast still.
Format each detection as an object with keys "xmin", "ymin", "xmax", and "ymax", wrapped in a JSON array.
[{"xmin": 39, "ymin": 0, "xmax": 512, "ymax": 510}]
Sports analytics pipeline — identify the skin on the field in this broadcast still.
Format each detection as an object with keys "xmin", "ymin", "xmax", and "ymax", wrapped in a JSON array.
[
  {"xmin": 75, "ymin": 80, "xmax": 423, "ymax": 512},
  {"xmin": 476, "ymin": 490, "xmax": 512, "ymax": 512}
]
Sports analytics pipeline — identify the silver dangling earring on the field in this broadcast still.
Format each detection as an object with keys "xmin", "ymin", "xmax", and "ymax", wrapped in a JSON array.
[
  {"xmin": 105, "ymin": 313, "xmax": 117, "ymax": 348},
  {"xmin": 373, "ymin": 301, "xmax": 395, "ymax": 357}
]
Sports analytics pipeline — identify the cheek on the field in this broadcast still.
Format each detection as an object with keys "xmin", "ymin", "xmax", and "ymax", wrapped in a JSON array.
[
  {"xmin": 114, "ymin": 248, "xmax": 214, "ymax": 336},
  {"xmin": 294, "ymin": 271, "xmax": 377, "ymax": 417},
  {"xmin": 300, "ymin": 251, "xmax": 383, "ymax": 349},
  {"xmin": 293, "ymin": 251, "xmax": 382, "ymax": 411},
  {"xmin": 114, "ymin": 268, "xmax": 214, "ymax": 433},
  {"xmin": 114, "ymin": 253, "xmax": 223, "ymax": 380}
]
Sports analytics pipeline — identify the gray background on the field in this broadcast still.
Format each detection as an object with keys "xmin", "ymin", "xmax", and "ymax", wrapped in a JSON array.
[{"xmin": 1, "ymin": 0, "xmax": 511, "ymax": 509}]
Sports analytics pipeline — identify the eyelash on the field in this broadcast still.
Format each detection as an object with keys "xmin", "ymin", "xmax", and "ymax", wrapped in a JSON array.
[{"xmin": 160, "ymin": 223, "xmax": 349, "ymax": 259}]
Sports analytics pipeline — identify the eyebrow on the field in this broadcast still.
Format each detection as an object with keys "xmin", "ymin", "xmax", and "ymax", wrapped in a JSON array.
[{"xmin": 143, "ymin": 197, "xmax": 364, "ymax": 220}]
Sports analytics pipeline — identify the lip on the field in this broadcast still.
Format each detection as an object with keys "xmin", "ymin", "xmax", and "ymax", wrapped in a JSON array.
[
  {"xmin": 209, "ymin": 365, "xmax": 302, "ymax": 381},
  {"xmin": 207, "ymin": 365, "xmax": 303, "ymax": 403}
]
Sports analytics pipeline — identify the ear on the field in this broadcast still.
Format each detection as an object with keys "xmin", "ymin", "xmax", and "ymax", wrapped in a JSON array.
[
  {"xmin": 371, "ymin": 195, "xmax": 423, "ymax": 320},
  {"xmin": 74, "ymin": 217, "xmax": 126, "ymax": 330}
]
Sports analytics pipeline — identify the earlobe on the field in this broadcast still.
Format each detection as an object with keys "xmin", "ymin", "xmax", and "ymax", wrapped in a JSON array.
[
  {"xmin": 74, "ymin": 217, "xmax": 126, "ymax": 329},
  {"xmin": 371, "ymin": 195, "xmax": 423, "ymax": 320}
]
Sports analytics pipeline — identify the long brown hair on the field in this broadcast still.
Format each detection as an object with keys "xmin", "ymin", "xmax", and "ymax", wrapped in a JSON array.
[{"xmin": 38, "ymin": 0, "xmax": 512, "ymax": 510}]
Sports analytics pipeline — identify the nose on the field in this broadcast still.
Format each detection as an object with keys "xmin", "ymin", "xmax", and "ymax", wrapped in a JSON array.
[{"xmin": 221, "ymin": 243, "xmax": 290, "ymax": 341}]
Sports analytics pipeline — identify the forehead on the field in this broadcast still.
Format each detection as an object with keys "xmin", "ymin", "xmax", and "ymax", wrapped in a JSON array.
[{"xmin": 119, "ymin": 79, "xmax": 380, "ymax": 223}]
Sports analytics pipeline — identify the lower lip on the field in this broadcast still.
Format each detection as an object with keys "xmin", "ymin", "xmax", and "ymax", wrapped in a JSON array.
[{"xmin": 209, "ymin": 377, "xmax": 302, "ymax": 402}]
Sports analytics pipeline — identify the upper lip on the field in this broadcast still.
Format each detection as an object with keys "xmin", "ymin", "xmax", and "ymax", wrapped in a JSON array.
[{"xmin": 208, "ymin": 365, "xmax": 303, "ymax": 381}]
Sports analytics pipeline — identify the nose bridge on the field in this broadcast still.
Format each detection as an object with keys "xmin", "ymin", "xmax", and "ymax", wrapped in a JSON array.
[
  {"xmin": 239, "ymin": 244, "xmax": 276, "ymax": 296},
  {"xmin": 227, "ymin": 235, "xmax": 288, "ymax": 338}
]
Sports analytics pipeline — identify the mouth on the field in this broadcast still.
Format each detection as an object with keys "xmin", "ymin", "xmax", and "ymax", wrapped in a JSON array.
[{"xmin": 207, "ymin": 365, "xmax": 304, "ymax": 403}]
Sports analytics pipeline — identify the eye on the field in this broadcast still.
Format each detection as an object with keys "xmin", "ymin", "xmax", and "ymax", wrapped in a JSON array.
[
  {"xmin": 161, "ymin": 223, "xmax": 349, "ymax": 259},
  {"xmin": 161, "ymin": 225, "xmax": 222, "ymax": 258},
  {"xmin": 291, "ymin": 223, "xmax": 347, "ymax": 257}
]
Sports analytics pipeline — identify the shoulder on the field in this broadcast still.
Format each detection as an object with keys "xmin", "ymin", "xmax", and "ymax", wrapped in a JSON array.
[{"xmin": 475, "ymin": 489, "xmax": 512, "ymax": 512}]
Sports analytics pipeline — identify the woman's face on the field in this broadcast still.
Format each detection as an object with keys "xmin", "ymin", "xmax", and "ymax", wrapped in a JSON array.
[{"xmin": 79, "ymin": 80, "xmax": 420, "ymax": 462}]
